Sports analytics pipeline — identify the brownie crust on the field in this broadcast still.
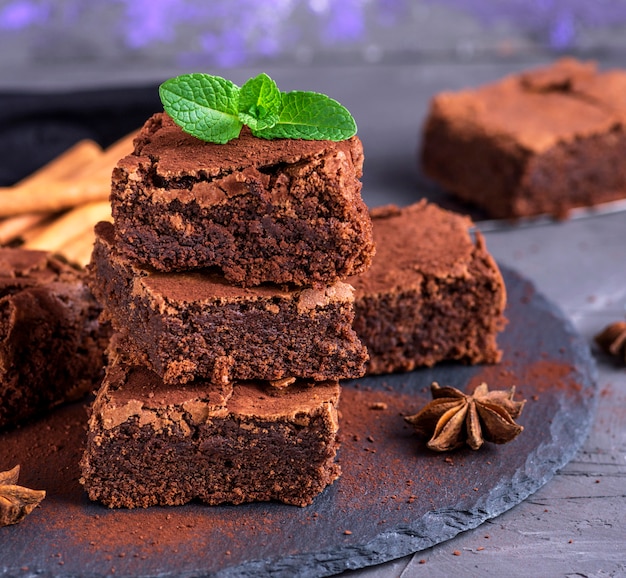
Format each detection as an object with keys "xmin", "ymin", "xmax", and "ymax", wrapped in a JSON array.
[
  {"xmin": 110, "ymin": 112, "xmax": 375, "ymax": 286},
  {"xmin": 349, "ymin": 201, "xmax": 506, "ymax": 374},
  {"xmin": 80, "ymin": 356, "xmax": 341, "ymax": 508},
  {"xmin": 0, "ymin": 249, "xmax": 110, "ymax": 429},
  {"xmin": 89, "ymin": 221, "xmax": 368, "ymax": 385},
  {"xmin": 421, "ymin": 58, "xmax": 626, "ymax": 219}
]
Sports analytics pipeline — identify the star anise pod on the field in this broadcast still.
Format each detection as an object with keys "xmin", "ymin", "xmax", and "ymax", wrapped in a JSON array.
[
  {"xmin": 594, "ymin": 321, "xmax": 626, "ymax": 363},
  {"xmin": 405, "ymin": 382, "xmax": 526, "ymax": 452},
  {"xmin": 0, "ymin": 465, "xmax": 46, "ymax": 527}
]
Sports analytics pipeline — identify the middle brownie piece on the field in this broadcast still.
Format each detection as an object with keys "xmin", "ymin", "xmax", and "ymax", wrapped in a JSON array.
[{"xmin": 89, "ymin": 222, "xmax": 368, "ymax": 386}]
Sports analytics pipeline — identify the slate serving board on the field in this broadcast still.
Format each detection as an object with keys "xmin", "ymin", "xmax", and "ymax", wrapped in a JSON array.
[{"xmin": 0, "ymin": 266, "xmax": 598, "ymax": 578}]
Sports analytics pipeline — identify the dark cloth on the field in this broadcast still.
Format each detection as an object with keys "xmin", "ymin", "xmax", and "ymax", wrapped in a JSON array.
[{"xmin": 0, "ymin": 86, "xmax": 161, "ymax": 186}]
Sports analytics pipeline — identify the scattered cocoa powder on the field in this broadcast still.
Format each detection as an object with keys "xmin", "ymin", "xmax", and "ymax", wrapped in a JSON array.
[{"xmin": 0, "ymin": 344, "xmax": 595, "ymax": 575}]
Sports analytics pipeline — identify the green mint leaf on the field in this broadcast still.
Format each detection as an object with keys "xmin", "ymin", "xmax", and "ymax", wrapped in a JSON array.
[
  {"xmin": 252, "ymin": 91, "xmax": 357, "ymax": 141},
  {"xmin": 159, "ymin": 73, "xmax": 243, "ymax": 144},
  {"xmin": 237, "ymin": 73, "xmax": 281, "ymax": 131}
]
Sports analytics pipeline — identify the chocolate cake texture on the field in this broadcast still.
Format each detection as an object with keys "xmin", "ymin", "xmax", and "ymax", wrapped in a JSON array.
[
  {"xmin": 350, "ymin": 201, "xmax": 506, "ymax": 375},
  {"xmin": 0, "ymin": 248, "xmax": 110, "ymax": 429},
  {"xmin": 89, "ymin": 221, "xmax": 368, "ymax": 386},
  {"xmin": 80, "ymin": 352, "xmax": 341, "ymax": 508},
  {"xmin": 421, "ymin": 58, "xmax": 626, "ymax": 219},
  {"xmin": 110, "ymin": 112, "xmax": 375, "ymax": 286}
]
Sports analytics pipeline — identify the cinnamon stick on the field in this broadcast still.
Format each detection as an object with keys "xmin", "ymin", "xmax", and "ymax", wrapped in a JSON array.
[
  {"xmin": 0, "ymin": 130, "xmax": 137, "ymax": 218},
  {"xmin": 19, "ymin": 139, "xmax": 102, "ymax": 185},
  {"xmin": 24, "ymin": 201, "xmax": 111, "ymax": 252},
  {"xmin": 58, "ymin": 230, "xmax": 98, "ymax": 267},
  {"xmin": 0, "ymin": 140, "xmax": 102, "ymax": 243},
  {"xmin": 0, "ymin": 214, "xmax": 51, "ymax": 245}
]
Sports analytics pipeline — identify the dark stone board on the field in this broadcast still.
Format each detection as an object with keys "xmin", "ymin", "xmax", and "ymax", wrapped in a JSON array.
[{"xmin": 0, "ymin": 266, "xmax": 598, "ymax": 578}]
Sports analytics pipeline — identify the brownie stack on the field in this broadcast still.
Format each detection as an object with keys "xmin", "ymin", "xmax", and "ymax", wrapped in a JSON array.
[{"xmin": 80, "ymin": 112, "xmax": 375, "ymax": 508}]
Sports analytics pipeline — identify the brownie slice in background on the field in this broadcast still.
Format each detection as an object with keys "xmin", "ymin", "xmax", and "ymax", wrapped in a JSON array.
[
  {"xmin": 0, "ymin": 248, "xmax": 110, "ymax": 429},
  {"xmin": 350, "ymin": 201, "xmax": 506, "ymax": 375},
  {"xmin": 421, "ymin": 58, "xmax": 626, "ymax": 219}
]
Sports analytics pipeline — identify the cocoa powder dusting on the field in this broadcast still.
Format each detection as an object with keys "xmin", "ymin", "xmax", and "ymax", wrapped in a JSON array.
[{"xmin": 0, "ymin": 351, "xmax": 594, "ymax": 575}]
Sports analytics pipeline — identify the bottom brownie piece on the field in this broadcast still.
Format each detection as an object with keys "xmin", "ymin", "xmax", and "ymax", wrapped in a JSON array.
[
  {"xmin": 0, "ymin": 248, "xmax": 110, "ymax": 429},
  {"xmin": 80, "ymin": 357, "xmax": 341, "ymax": 508},
  {"xmin": 349, "ymin": 201, "xmax": 507, "ymax": 374}
]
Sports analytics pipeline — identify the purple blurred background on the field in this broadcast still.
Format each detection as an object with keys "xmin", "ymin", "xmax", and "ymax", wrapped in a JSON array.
[{"xmin": 2, "ymin": 0, "xmax": 626, "ymax": 88}]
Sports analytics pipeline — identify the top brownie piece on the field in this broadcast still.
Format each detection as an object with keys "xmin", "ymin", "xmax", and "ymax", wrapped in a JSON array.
[
  {"xmin": 421, "ymin": 58, "xmax": 626, "ymax": 219},
  {"xmin": 111, "ymin": 112, "xmax": 375, "ymax": 286}
]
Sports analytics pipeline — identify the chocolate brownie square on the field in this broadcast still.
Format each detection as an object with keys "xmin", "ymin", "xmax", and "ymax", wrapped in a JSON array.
[
  {"xmin": 349, "ymin": 201, "xmax": 506, "ymax": 375},
  {"xmin": 0, "ymin": 249, "xmax": 110, "ymax": 429},
  {"xmin": 89, "ymin": 221, "xmax": 368, "ymax": 385},
  {"xmin": 80, "ymin": 354, "xmax": 341, "ymax": 508},
  {"xmin": 421, "ymin": 58, "xmax": 626, "ymax": 219},
  {"xmin": 110, "ymin": 112, "xmax": 374, "ymax": 286}
]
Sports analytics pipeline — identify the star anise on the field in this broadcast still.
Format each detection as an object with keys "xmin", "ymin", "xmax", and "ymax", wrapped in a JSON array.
[
  {"xmin": 405, "ymin": 382, "xmax": 526, "ymax": 452},
  {"xmin": 0, "ymin": 465, "xmax": 46, "ymax": 527},
  {"xmin": 594, "ymin": 321, "xmax": 626, "ymax": 363}
]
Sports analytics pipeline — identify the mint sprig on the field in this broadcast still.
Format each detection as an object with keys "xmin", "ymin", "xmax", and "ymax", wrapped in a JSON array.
[
  {"xmin": 251, "ymin": 91, "xmax": 357, "ymax": 141},
  {"xmin": 238, "ymin": 73, "xmax": 281, "ymax": 132},
  {"xmin": 159, "ymin": 74, "xmax": 242, "ymax": 144},
  {"xmin": 159, "ymin": 72, "xmax": 356, "ymax": 144}
]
